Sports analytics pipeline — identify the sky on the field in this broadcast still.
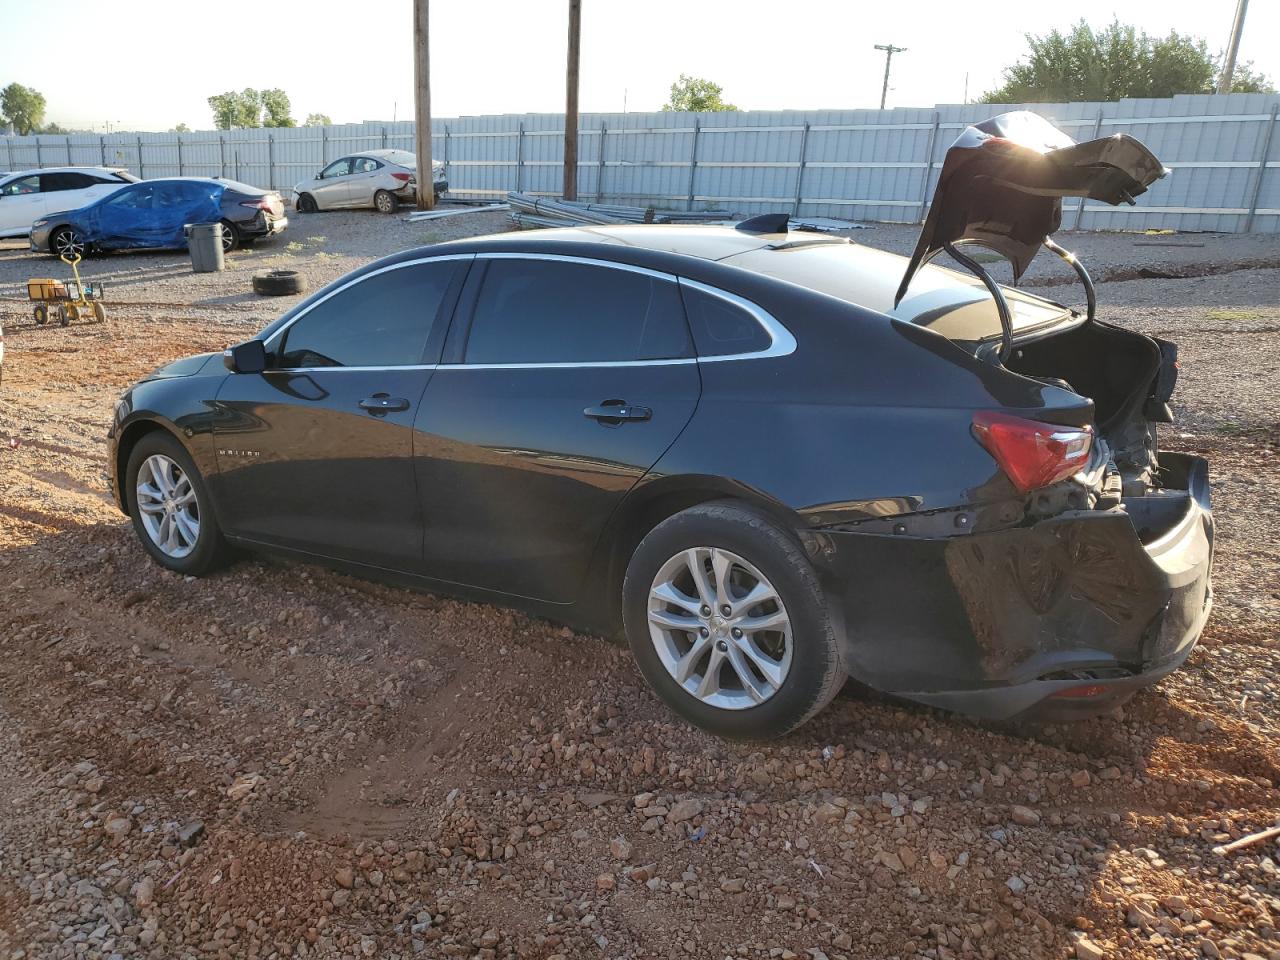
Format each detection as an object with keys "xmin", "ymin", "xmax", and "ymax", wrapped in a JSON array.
[{"xmin": 1, "ymin": 0, "xmax": 1276, "ymax": 132}]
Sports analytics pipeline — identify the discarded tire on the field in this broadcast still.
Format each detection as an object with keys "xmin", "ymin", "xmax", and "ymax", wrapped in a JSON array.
[{"xmin": 252, "ymin": 270, "xmax": 307, "ymax": 297}]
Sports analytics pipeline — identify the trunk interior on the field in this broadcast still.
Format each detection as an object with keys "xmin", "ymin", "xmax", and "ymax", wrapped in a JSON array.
[{"xmin": 1004, "ymin": 320, "xmax": 1193, "ymax": 545}]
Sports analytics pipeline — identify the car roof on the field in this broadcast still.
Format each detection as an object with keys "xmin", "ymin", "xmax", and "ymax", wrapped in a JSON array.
[
  {"xmin": 1, "ymin": 165, "xmax": 128, "ymax": 177},
  {"xmin": 417, "ymin": 224, "xmax": 1068, "ymax": 323}
]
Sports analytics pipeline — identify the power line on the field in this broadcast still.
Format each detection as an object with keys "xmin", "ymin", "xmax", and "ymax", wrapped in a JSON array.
[{"xmin": 874, "ymin": 44, "xmax": 907, "ymax": 110}]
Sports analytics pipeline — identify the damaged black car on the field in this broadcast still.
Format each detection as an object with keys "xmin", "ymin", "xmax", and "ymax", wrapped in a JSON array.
[{"xmin": 107, "ymin": 112, "xmax": 1212, "ymax": 739}]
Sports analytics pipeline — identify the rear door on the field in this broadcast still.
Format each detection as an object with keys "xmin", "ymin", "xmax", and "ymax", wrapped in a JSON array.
[
  {"xmin": 0, "ymin": 174, "xmax": 47, "ymax": 236},
  {"xmin": 414, "ymin": 254, "xmax": 701, "ymax": 603},
  {"xmin": 211, "ymin": 256, "xmax": 469, "ymax": 568},
  {"xmin": 347, "ymin": 157, "xmax": 384, "ymax": 207}
]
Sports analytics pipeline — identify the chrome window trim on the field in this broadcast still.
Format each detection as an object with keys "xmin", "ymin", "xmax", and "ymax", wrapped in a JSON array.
[
  {"xmin": 442, "ymin": 252, "xmax": 795, "ymax": 369},
  {"xmin": 262, "ymin": 253, "xmax": 475, "ymax": 356},
  {"xmin": 261, "ymin": 250, "xmax": 797, "ymax": 374}
]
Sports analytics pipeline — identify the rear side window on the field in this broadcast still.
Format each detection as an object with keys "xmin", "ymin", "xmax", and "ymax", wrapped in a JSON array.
[
  {"xmin": 41, "ymin": 172, "xmax": 95, "ymax": 191},
  {"xmin": 278, "ymin": 260, "xmax": 461, "ymax": 368},
  {"xmin": 680, "ymin": 285, "xmax": 770, "ymax": 357},
  {"xmin": 464, "ymin": 259, "xmax": 691, "ymax": 364},
  {"xmin": 353, "ymin": 158, "xmax": 381, "ymax": 174}
]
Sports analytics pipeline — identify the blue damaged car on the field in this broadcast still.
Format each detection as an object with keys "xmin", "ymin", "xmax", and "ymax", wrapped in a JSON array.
[{"xmin": 30, "ymin": 177, "xmax": 287, "ymax": 257}]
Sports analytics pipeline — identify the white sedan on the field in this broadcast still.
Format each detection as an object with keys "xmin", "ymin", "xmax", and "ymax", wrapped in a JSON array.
[
  {"xmin": 293, "ymin": 149, "xmax": 447, "ymax": 214},
  {"xmin": 0, "ymin": 166, "xmax": 138, "ymax": 238}
]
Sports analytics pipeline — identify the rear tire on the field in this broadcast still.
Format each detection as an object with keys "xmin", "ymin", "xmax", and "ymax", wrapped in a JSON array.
[
  {"xmin": 374, "ymin": 190, "xmax": 399, "ymax": 214},
  {"xmin": 296, "ymin": 193, "xmax": 317, "ymax": 213},
  {"xmin": 219, "ymin": 220, "xmax": 240, "ymax": 253},
  {"xmin": 125, "ymin": 431, "xmax": 230, "ymax": 576},
  {"xmin": 622, "ymin": 501, "xmax": 846, "ymax": 739},
  {"xmin": 33, "ymin": 304, "xmax": 47, "ymax": 325}
]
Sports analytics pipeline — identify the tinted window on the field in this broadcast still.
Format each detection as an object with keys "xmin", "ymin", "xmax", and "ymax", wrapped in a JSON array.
[
  {"xmin": 680, "ymin": 285, "xmax": 770, "ymax": 357},
  {"xmin": 464, "ymin": 259, "xmax": 691, "ymax": 364},
  {"xmin": 41, "ymin": 172, "xmax": 95, "ymax": 191},
  {"xmin": 1, "ymin": 175, "xmax": 40, "ymax": 196},
  {"xmin": 279, "ymin": 261, "xmax": 460, "ymax": 368}
]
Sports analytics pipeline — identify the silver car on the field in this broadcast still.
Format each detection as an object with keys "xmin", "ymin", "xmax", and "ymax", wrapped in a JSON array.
[{"xmin": 293, "ymin": 149, "xmax": 447, "ymax": 214}]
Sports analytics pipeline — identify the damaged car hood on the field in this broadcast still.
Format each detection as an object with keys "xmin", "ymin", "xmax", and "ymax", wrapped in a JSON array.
[{"xmin": 894, "ymin": 111, "xmax": 1167, "ymax": 307}]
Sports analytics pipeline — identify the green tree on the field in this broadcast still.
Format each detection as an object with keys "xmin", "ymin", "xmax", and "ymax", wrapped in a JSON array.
[
  {"xmin": 982, "ymin": 19, "xmax": 1274, "ymax": 102},
  {"xmin": 1, "ymin": 82, "xmax": 47, "ymax": 135},
  {"xmin": 171, "ymin": 122, "xmax": 191, "ymax": 133},
  {"xmin": 304, "ymin": 113, "xmax": 332, "ymax": 127},
  {"xmin": 261, "ymin": 88, "xmax": 295, "ymax": 127},
  {"xmin": 207, "ymin": 88, "xmax": 262, "ymax": 129},
  {"xmin": 661, "ymin": 74, "xmax": 739, "ymax": 112}
]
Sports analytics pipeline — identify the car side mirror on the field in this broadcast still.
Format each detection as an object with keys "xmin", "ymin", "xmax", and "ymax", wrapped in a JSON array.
[{"xmin": 223, "ymin": 339, "xmax": 267, "ymax": 374}]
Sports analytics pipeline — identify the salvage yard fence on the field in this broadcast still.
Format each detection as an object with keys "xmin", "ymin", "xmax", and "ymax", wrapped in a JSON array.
[{"xmin": 3, "ymin": 92, "xmax": 1279, "ymax": 233}]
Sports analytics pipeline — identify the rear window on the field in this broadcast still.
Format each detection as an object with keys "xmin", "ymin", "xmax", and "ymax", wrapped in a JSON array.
[
  {"xmin": 216, "ymin": 178, "xmax": 267, "ymax": 195},
  {"xmin": 381, "ymin": 150, "xmax": 417, "ymax": 168},
  {"xmin": 721, "ymin": 241, "xmax": 1074, "ymax": 346}
]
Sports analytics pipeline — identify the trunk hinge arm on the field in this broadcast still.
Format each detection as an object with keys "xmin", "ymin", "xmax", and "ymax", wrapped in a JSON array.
[
  {"xmin": 919, "ymin": 240, "xmax": 1015, "ymax": 363},
  {"xmin": 1042, "ymin": 237, "xmax": 1096, "ymax": 324}
]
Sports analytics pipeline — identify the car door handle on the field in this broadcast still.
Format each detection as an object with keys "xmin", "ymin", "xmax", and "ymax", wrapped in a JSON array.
[
  {"xmin": 359, "ymin": 394, "xmax": 410, "ymax": 413},
  {"xmin": 583, "ymin": 401, "xmax": 651, "ymax": 423}
]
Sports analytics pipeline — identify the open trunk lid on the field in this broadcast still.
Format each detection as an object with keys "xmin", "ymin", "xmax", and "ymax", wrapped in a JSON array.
[{"xmin": 894, "ymin": 111, "xmax": 1167, "ymax": 312}]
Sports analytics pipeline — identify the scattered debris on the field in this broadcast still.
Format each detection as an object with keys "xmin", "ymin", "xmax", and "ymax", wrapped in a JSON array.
[
  {"xmin": 506, "ymin": 192, "xmax": 732, "ymax": 229},
  {"xmin": 1212, "ymin": 824, "xmax": 1280, "ymax": 856}
]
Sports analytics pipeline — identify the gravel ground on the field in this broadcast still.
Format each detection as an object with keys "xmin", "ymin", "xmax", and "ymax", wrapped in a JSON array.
[{"xmin": 0, "ymin": 212, "xmax": 1278, "ymax": 960}]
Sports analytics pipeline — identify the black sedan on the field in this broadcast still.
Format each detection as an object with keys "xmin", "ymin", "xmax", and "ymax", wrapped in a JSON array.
[
  {"xmin": 106, "ymin": 114, "xmax": 1212, "ymax": 738},
  {"xmin": 30, "ymin": 177, "xmax": 287, "ymax": 257}
]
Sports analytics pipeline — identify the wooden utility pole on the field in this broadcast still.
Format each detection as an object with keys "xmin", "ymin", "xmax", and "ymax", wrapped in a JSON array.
[
  {"xmin": 1217, "ymin": 0, "xmax": 1249, "ymax": 94},
  {"xmin": 414, "ymin": 0, "xmax": 435, "ymax": 210},
  {"xmin": 874, "ymin": 43, "xmax": 906, "ymax": 110},
  {"xmin": 563, "ymin": 0, "xmax": 582, "ymax": 199}
]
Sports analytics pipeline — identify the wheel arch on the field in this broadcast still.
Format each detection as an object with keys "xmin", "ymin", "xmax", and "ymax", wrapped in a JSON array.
[
  {"xmin": 113, "ymin": 417, "xmax": 190, "ymax": 515},
  {"xmin": 581, "ymin": 474, "xmax": 806, "ymax": 637}
]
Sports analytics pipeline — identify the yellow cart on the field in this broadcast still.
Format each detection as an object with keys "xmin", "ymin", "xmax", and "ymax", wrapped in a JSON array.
[{"xmin": 27, "ymin": 253, "xmax": 107, "ymax": 327}]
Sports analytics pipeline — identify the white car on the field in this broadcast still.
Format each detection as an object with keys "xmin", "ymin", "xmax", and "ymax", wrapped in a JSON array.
[
  {"xmin": 293, "ymin": 149, "xmax": 447, "ymax": 214},
  {"xmin": 0, "ymin": 166, "xmax": 138, "ymax": 238}
]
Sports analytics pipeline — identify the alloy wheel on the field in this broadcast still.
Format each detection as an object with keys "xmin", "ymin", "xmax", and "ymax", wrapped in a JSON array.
[
  {"xmin": 647, "ymin": 547, "xmax": 793, "ymax": 710},
  {"xmin": 375, "ymin": 192, "xmax": 395, "ymax": 213},
  {"xmin": 220, "ymin": 225, "xmax": 235, "ymax": 253},
  {"xmin": 53, "ymin": 229, "xmax": 84, "ymax": 258},
  {"xmin": 135, "ymin": 454, "xmax": 201, "ymax": 559}
]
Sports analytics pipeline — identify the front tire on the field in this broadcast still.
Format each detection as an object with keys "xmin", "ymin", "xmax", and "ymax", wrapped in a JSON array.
[
  {"xmin": 622, "ymin": 502, "xmax": 846, "ymax": 739},
  {"xmin": 126, "ymin": 431, "xmax": 230, "ymax": 576},
  {"xmin": 50, "ymin": 226, "xmax": 85, "ymax": 259},
  {"xmin": 296, "ymin": 193, "xmax": 317, "ymax": 213},
  {"xmin": 374, "ymin": 189, "xmax": 399, "ymax": 214}
]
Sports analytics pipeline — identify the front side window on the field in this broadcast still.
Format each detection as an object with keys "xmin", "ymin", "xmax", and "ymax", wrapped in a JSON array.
[
  {"xmin": 1, "ymin": 175, "xmax": 40, "ymax": 196},
  {"xmin": 680, "ymin": 285, "xmax": 771, "ymax": 357},
  {"xmin": 278, "ymin": 260, "xmax": 461, "ymax": 368},
  {"xmin": 105, "ymin": 185, "xmax": 155, "ymax": 209},
  {"xmin": 319, "ymin": 159, "xmax": 352, "ymax": 179},
  {"xmin": 464, "ymin": 259, "xmax": 691, "ymax": 364}
]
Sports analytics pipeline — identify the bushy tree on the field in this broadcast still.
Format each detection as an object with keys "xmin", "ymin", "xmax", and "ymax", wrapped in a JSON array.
[
  {"xmin": 171, "ymin": 122, "xmax": 191, "ymax": 133},
  {"xmin": 982, "ymin": 20, "xmax": 1274, "ymax": 103},
  {"xmin": 208, "ymin": 89, "xmax": 263, "ymax": 129},
  {"xmin": 662, "ymin": 74, "xmax": 739, "ymax": 112},
  {"xmin": 261, "ymin": 88, "xmax": 295, "ymax": 127},
  {"xmin": 1, "ymin": 82, "xmax": 47, "ymax": 135},
  {"xmin": 304, "ymin": 113, "xmax": 332, "ymax": 127}
]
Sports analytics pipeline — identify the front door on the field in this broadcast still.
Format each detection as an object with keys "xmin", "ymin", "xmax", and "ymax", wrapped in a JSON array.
[
  {"xmin": 312, "ymin": 158, "xmax": 354, "ymax": 208},
  {"xmin": 414, "ymin": 256, "xmax": 701, "ymax": 603},
  {"xmin": 211, "ymin": 256, "xmax": 468, "ymax": 568},
  {"xmin": 0, "ymin": 174, "xmax": 47, "ymax": 236}
]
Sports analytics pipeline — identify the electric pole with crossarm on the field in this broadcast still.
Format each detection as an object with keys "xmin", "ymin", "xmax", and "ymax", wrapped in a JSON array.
[{"xmin": 874, "ymin": 43, "xmax": 906, "ymax": 110}]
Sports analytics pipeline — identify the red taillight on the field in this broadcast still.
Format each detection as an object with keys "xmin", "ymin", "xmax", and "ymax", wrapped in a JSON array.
[
  {"xmin": 240, "ymin": 198, "xmax": 272, "ymax": 210},
  {"xmin": 971, "ymin": 411, "xmax": 1092, "ymax": 493},
  {"xmin": 390, "ymin": 172, "xmax": 412, "ymax": 183}
]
